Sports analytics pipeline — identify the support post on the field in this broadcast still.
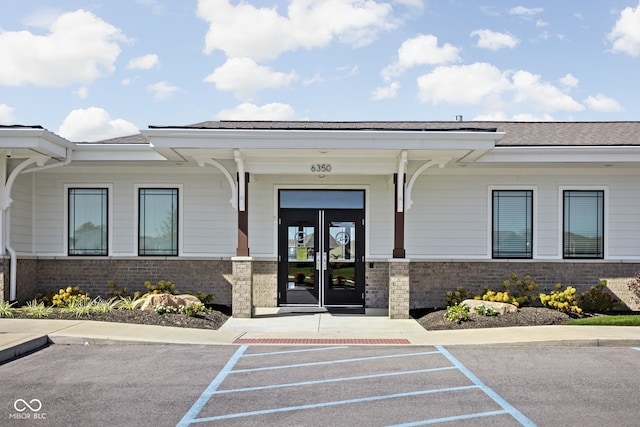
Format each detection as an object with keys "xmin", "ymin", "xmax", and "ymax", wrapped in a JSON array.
[
  {"xmin": 236, "ymin": 172, "xmax": 249, "ymax": 257},
  {"xmin": 393, "ymin": 173, "xmax": 406, "ymax": 258},
  {"xmin": 388, "ymin": 258, "xmax": 410, "ymax": 319},
  {"xmin": 232, "ymin": 257, "xmax": 253, "ymax": 318}
]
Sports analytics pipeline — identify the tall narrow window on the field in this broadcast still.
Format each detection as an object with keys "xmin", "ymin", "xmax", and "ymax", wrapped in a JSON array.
[
  {"xmin": 139, "ymin": 188, "xmax": 178, "ymax": 256},
  {"xmin": 492, "ymin": 190, "xmax": 533, "ymax": 258},
  {"xmin": 564, "ymin": 190, "xmax": 604, "ymax": 258},
  {"xmin": 68, "ymin": 188, "xmax": 108, "ymax": 256}
]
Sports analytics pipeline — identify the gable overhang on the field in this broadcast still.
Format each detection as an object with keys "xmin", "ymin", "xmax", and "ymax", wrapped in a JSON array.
[
  {"xmin": 0, "ymin": 128, "xmax": 73, "ymax": 159},
  {"xmin": 141, "ymin": 128, "xmax": 505, "ymax": 174}
]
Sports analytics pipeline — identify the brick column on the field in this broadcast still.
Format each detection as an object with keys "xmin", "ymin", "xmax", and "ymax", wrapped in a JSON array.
[
  {"xmin": 388, "ymin": 258, "xmax": 410, "ymax": 319},
  {"xmin": 232, "ymin": 257, "xmax": 253, "ymax": 318}
]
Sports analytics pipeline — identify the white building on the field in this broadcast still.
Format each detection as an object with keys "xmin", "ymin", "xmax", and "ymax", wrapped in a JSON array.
[{"xmin": 2, "ymin": 121, "xmax": 639, "ymax": 318}]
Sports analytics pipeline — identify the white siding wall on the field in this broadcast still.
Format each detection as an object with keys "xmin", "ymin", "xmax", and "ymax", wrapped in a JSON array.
[
  {"xmin": 31, "ymin": 166, "xmax": 236, "ymax": 256},
  {"xmin": 22, "ymin": 164, "xmax": 640, "ymax": 261},
  {"xmin": 405, "ymin": 168, "xmax": 640, "ymax": 260},
  {"xmin": 10, "ymin": 173, "xmax": 34, "ymax": 254}
]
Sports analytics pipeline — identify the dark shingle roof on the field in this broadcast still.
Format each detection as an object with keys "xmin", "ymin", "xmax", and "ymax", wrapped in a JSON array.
[{"xmin": 148, "ymin": 120, "xmax": 640, "ymax": 147}]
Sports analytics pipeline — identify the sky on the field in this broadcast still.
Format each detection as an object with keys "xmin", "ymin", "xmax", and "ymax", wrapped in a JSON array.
[{"xmin": 1, "ymin": 0, "xmax": 639, "ymax": 142}]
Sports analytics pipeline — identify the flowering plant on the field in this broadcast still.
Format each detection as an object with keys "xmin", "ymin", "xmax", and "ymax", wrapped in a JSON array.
[{"xmin": 444, "ymin": 303, "xmax": 470, "ymax": 323}]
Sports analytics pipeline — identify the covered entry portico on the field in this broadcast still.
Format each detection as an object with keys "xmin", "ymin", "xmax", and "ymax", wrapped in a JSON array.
[{"xmin": 142, "ymin": 123, "xmax": 504, "ymax": 318}]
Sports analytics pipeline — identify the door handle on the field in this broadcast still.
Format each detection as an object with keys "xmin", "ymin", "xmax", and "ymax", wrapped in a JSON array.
[{"xmin": 322, "ymin": 252, "xmax": 328, "ymax": 271}]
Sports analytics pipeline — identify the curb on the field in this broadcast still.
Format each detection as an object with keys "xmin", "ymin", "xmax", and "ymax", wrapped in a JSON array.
[{"xmin": 0, "ymin": 336, "xmax": 50, "ymax": 365}]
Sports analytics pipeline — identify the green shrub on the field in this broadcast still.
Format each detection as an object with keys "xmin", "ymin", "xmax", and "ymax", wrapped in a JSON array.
[
  {"xmin": 579, "ymin": 280, "xmax": 623, "ymax": 313},
  {"xmin": 444, "ymin": 303, "xmax": 470, "ymax": 323},
  {"xmin": 140, "ymin": 280, "xmax": 179, "ymax": 298},
  {"xmin": 0, "ymin": 300, "xmax": 17, "ymax": 317},
  {"xmin": 501, "ymin": 273, "xmax": 539, "ymax": 306},
  {"xmin": 474, "ymin": 304, "xmax": 498, "ymax": 316},
  {"xmin": 20, "ymin": 300, "xmax": 54, "ymax": 318},
  {"xmin": 105, "ymin": 280, "xmax": 141, "ymax": 299},
  {"xmin": 445, "ymin": 286, "xmax": 474, "ymax": 306},
  {"xmin": 539, "ymin": 284, "xmax": 582, "ymax": 314},
  {"xmin": 154, "ymin": 303, "xmax": 210, "ymax": 317},
  {"xmin": 184, "ymin": 290, "xmax": 215, "ymax": 305},
  {"xmin": 51, "ymin": 286, "xmax": 90, "ymax": 307}
]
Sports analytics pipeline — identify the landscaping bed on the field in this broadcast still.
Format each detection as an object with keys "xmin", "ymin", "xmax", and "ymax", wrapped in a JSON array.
[
  {"xmin": 8, "ymin": 304, "xmax": 231, "ymax": 330},
  {"xmin": 411, "ymin": 307, "xmax": 574, "ymax": 330}
]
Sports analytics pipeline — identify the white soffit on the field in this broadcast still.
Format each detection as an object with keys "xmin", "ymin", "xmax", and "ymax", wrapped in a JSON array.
[{"xmin": 0, "ymin": 128, "xmax": 72, "ymax": 159}]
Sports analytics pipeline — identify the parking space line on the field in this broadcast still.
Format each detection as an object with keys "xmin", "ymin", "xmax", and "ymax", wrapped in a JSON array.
[
  {"xmin": 389, "ymin": 409, "xmax": 509, "ymax": 426},
  {"xmin": 436, "ymin": 345, "xmax": 536, "ymax": 427},
  {"xmin": 231, "ymin": 350, "xmax": 440, "ymax": 373},
  {"xmin": 176, "ymin": 345, "xmax": 248, "ymax": 427},
  {"xmin": 633, "ymin": 347, "xmax": 640, "ymax": 352},
  {"xmin": 211, "ymin": 366, "xmax": 457, "ymax": 395},
  {"xmin": 191, "ymin": 385, "xmax": 478, "ymax": 423}
]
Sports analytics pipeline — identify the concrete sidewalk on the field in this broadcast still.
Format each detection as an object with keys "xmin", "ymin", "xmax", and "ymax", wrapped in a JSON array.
[{"xmin": 2, "ymin": 313, "xmax": 640, "ymax": 364}]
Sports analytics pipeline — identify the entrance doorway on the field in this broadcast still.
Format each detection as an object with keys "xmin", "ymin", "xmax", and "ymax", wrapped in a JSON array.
[{"xmin": 278, "ymin": 190, "xmax": 365, "ymax": 309}]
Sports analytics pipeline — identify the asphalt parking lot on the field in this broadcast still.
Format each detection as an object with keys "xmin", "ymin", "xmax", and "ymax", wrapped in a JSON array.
[{"xmin": 2, "ymin": 344, "xmax": 639, "ymax": 426}]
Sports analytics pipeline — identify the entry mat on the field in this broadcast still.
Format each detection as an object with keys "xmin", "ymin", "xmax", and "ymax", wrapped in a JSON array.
[{"xmin": 233, "ymin": 338, "xmax": 410, "ymax": 345}]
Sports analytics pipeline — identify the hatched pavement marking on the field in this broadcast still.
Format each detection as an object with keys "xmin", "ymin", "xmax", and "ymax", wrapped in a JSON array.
[{"xmin": 176, "ymin": 345, "xmax": 537, "ymax": 426}]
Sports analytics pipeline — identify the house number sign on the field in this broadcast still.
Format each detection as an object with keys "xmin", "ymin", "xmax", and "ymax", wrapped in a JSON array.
[{"xmin": 311, "ymin": 163, "xmax": 332, "ymax": 173}]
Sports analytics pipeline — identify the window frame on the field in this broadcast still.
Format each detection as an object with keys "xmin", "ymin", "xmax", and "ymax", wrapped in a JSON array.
[
  {"xmin": 135, "ymin": 185, "xmax": 182, "ymax": 257},
  {"xmin": 491, "ymin": 189, "xmax": 534, "ymax": 259},
  {"xmin": 561, "ymin": 188, "xmax": 606, "ymax": 259},
  {"xmin": 65, "ymin": 184, "xmax": 112, "ymax": 256}
]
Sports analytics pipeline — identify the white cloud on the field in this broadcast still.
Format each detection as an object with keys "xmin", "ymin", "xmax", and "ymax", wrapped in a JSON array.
[
  {"xmin": 147, "ymin": 81, "xmax": 180, "ymax": 101},
  {"xmin": 559, "ymin": 73, "xmax": 579, "ymax": 88},
  {"xmin": 0, "ymin": 10, "xmax": 124, "ymax": 86},
  {"xmin": 608, "ymin": 2, "xmax": 640, "ymax": 57},
  {"xmin": 535, "ymin": 19, "xmax": 549, "ymax": 27},
  {"xmin": 196, "ymin": 0, "xmax": 396, "ymax": 61},
  {"xmin": 417, "ymin": 63, "xmax": 511, "ymax": 105},
  {"xmin": 584, "ymin": 94, "xmax": 624, "ymax": 112},
  {"xmin": 136, "ymin": 0, "xmax": 164, "ymax": 15},
  {"xmin": 75, "ymin": 86, "xmax": 89, "ymax": 99},
  {"xmin": 417, "ymin": 63, "xmax": 585, "ymax": 117},
  {"xmin": 382, "ymin": 34, "xmax": 460, "ymax": 80},
  {"xmin": 512, "ymin": 70, "xmax": 584, "ymax": 112},
  {"xmin": 511, "ymin": 113, "xmax": 554, "ymax": 121},
  {"xmin": 127, "ymin": 54, "xmax": 159, "ymax": 70},
  {"xmin": 203, "ymin": 57, "xmax": 297, "ymax": 100},
  {"xmin": 393, "ymin": 0, "xmax": 424, "ymax": 10},
  {"xmin": 371, "ymin": 81, "xmax": 400, "ymax": 100},
  {"xmin": 216, "ymin": 102, "xmax": 297, "ymax": 120},
  {"xmin": 508, "ymin": 6, "xmax": 544, "ymax": 16},
  {"xmin": 470, "ymin": 29, "xmax": 519, "ymax": 50},
  {"xmin": 58, "ymin": 107, "xmax": 138, "ymax": 142},
  {"xmin": 0, "ymin": 104, "xmax": 16, "ymax": 124},
  {"xmin": 473, "ymin": 112, "xmax": 554, "ymax": 121}
]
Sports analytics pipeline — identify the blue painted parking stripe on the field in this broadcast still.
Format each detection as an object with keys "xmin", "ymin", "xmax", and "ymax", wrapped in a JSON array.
[
  {"xmin": 176, "ymin": 345, "xmax": 248, "ymax": 427},
  {"xmin": 190, "ymin": 385, "xmax": 478, "ymax": 423},
  {"xmin": 390, "ymin": 409, "xmax": 509, "ymax": 426},
  {"xmin": 212, "ymin": 366, "xmax": 457, "ymax": 395},
  {"xmin": 436, "ymin": 345, "xmax": 536, "ymax": 427},
  {"xmin": 232, "ymin": 350, "xmax": 440, "ymax": 373},
  {"xmin": 633, "ymin": 347, "xmax": 640, "ymax": 352},
  {"xmin": 242, "ymin": 346, "xmax": 349, "ymax": 357}
]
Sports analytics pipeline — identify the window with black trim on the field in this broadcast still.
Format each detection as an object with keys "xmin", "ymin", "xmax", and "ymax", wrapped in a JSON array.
[
  {"xmin": 563, "ymin": 190, "xmax": 604, "ymax": 259},
  {"xmin": 138, "ymin": 188, "xmax": 178, "ymax": 256},
  {"xmin": 68, "ymin": 188, "xmax": 108, "ymax": 256},
  {"xmin": 492, "ymin": 190, "xmax": 533, "ymax": 258}
]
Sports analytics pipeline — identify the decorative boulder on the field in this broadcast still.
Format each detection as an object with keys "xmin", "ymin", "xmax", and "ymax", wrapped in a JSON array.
[
  {"xmin": 134, "ymin": 294, "xmax": 201, "ymax": 311},
  {"xmin": 461, "ymin": 299, "xmax": 518, "ymax": 315}
]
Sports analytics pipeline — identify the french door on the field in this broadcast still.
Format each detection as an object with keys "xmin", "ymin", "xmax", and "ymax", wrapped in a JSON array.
[{"xmin": 278, "ymin": 205, "xmax": 365, "ymax": 308}]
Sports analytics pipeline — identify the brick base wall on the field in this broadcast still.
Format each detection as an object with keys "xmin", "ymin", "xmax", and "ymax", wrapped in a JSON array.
[
  {"xmin": 409, "ymin": 261, "xmax": 640, "ymax": 309},
  {"xmin": 28, "ymin": 258, "xmax": 233, "ymax": 305},
  {"xmin": 365, "ymin": 261, "xmax": 389, "ymax": 309},
  {"xmin": 252, "ymin": 260, "xmax": 277, "ymax": 307}
]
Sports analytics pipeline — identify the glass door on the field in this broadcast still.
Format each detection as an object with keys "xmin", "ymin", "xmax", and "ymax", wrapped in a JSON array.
[
  {"xmin": 322, "ymin": 209, "xmax": 364, "ymax": 307},
  {"xmin": 279, "ymin": 210, "xmax": 319, "ymax": 305},
  {"xmin": 278, "ymin": 207, "xmax": 364, "ymax": 308}
]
